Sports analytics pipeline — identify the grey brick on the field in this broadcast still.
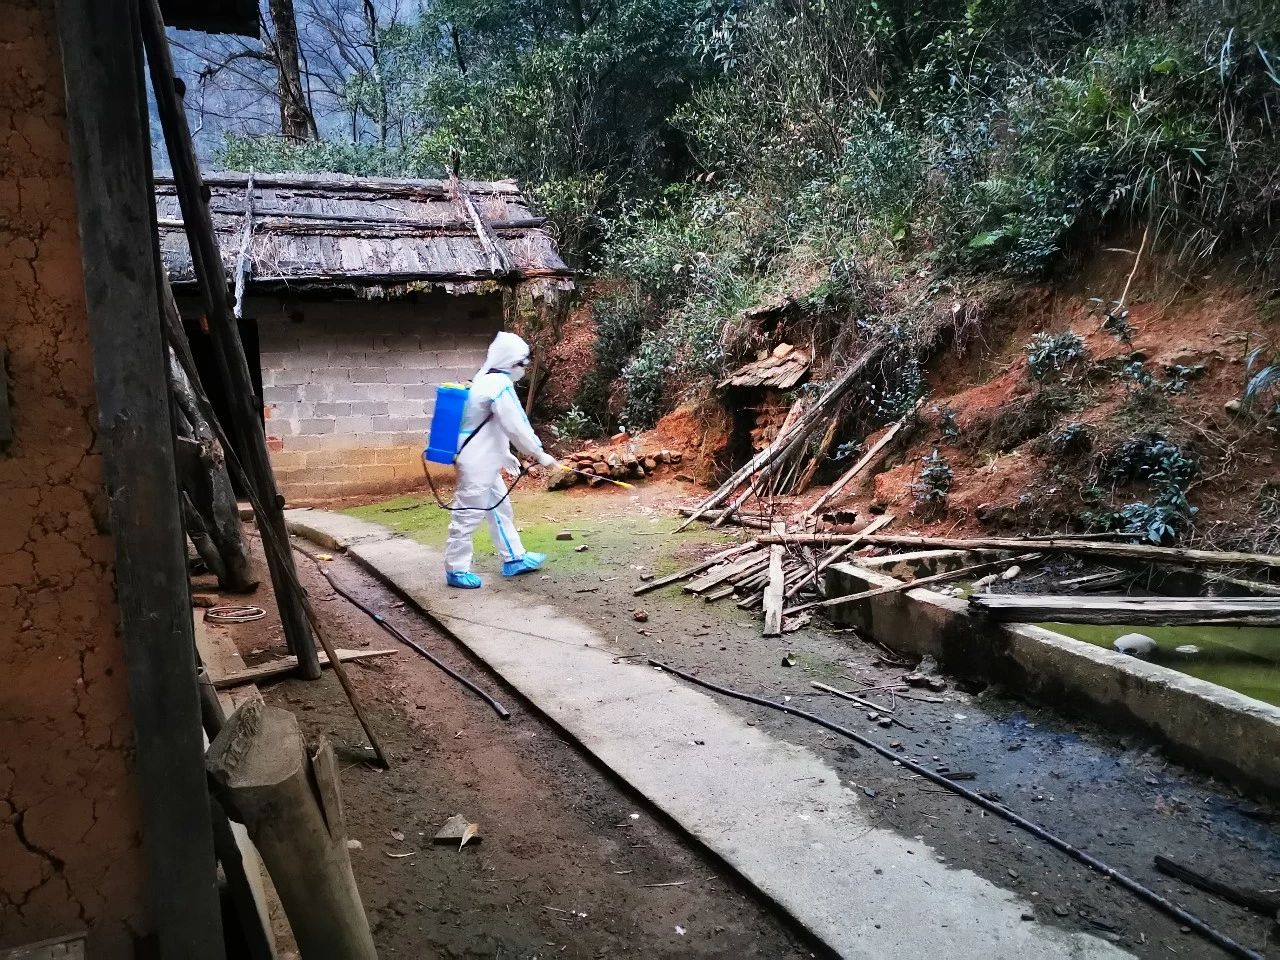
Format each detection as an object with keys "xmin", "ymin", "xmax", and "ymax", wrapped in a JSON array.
[
  {"xmin": 349, "ymin": 401, "xmax": 390, "ymax": 417},
  {"xmin": 334, "ymin": 416, "xmax": 376, "ymax": 433},
  {"xmin": 400, "ymin": 383, "xmax": 437, "ymax": 400},
  {"xmin": 262, "ymin": 385, "xmax": 301, "ymax": 403},
  {"xmin": 348, "ymin": 367, "xmax": 388, "ymax": 384},
  {"xmin": 271, "ymin": 369, "xmax": 308, "ymax": 386},
  {"xmin": 296, "ymin": 418, "xmax": 336, "ymax": 435},
  {"xmin": 298, "ymin": 384, "xmax": 332, "ymax": 401},
  {"xmin": 386, "ymin": 367, "xmax": 434, "ymax": 384},
  {"xmin": 387, "ymin": 399, "xmax": 428, "ymax": 418},
  {"xmin": 312, "ymin": 402, "xmax": 352, "ymax": 418}
]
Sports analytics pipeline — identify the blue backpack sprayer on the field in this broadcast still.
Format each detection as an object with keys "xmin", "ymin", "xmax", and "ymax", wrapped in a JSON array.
[{"xmin": 421, "ymin": 382, "xmax": 525, "ymax": 511}]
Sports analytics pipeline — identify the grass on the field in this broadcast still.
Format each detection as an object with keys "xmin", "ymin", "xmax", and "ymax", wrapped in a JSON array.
[{"xmin": 342, "ymin": 487, "xmax": 733, "ymax": 577}]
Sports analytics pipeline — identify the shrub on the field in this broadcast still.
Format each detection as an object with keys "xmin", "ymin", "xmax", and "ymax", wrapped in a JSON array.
[
  {"xmin": 1091, "ymin": 433, "xmax": 1199, "ymax": 542},
  {"xmin": 1026, "ymin": 332, "xmax": 1089, "ymax": 381},
  {"xmin": 911, "ymin": 449, "xmax": 953, "ymax": 516}
]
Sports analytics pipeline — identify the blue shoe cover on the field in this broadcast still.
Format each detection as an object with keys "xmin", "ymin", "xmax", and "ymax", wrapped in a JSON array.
[
  {"xmin": 446, "ymin": 571, "xmax": 483, "ymax": 589},
  {"xmin": 502, "ymin": 552, "xmax": 545, "ymax": 577}
]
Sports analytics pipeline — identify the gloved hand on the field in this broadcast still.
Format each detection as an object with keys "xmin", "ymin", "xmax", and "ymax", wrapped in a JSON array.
[{"xmin": 536, "ymin": 450, "xmax": 558, "ymax": 468}]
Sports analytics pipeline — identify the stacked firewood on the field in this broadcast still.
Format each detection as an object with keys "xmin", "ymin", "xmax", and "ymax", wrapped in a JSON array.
[
  {"xmin": 547, "ymin": 447, "xmax": 684, "ymax": 489},
  {"xmin": 750, "ymin": 394, "xmax": 794, "ymax": 452}
]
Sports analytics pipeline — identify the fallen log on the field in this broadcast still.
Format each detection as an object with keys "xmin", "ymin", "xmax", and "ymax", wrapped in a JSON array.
[
  {"xmin": 213, "ymin": 648, "xmax": 399, "ymax": 689},
  {"xmin": 633, "ymin": 540, "xmax": 758, "ymax": 595},
  {"xmin": 756, "ymin": 533, "xmax": 1280, "ymax": 572},
  {"xmin": 804, "ymin": 400, "xmax": 921, "ymax": 519},
  {"xmin": 970, "ymin": 594, "xmax": 1280, "ymax": 626},
  {"xmin": 787, "ymin": 553, "xmax": 1039, "ymax": 616}
]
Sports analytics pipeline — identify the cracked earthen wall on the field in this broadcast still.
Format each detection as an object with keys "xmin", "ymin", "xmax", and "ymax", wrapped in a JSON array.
[{"xmin": 0, "ymin": 0, "xmax": 149, "ymax": 955}]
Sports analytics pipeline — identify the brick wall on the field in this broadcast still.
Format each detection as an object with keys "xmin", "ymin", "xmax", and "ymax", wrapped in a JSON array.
[
  {"xmin": 253, "ymin": 292, "xmax": 501, "ymax": 499},
  {"xmin": 0, "ymin": 1, "xmax": 148, "ymax": 954}
]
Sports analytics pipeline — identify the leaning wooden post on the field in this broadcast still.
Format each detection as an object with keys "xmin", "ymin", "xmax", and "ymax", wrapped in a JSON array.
[
  {"xmin": 141, "ymin": 0, "xmax": 321, "ymax": 679},
  {"xmin": 207, "ymin": 699, "xmax": 378, "ymax": 960}
]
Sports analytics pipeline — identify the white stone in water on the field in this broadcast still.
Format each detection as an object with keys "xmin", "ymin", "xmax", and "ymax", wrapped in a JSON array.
[
  {"xmin": 973, "ymin": 574, "xmax": 999, "ymax": 589},
  {"xmin": 1001, "ymin": 565, "xmax": 1022, "ymax": 581},
  {"xmin": 1113, "ymin": 633, "xmax": 1158, "ymax": 657},
  {"xmin": 1175, "ymin": 644, "xmax": 1201, "ymax": 655}
]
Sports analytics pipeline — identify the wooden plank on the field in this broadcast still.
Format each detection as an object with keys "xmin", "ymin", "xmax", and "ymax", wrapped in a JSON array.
[
  {"xmin": 214, "ymin": 649, "xmax": 400, "ymax": 689},
  {"xmin": 787, "ymin": 553, "xmax": 1040, "ymax": 616},
  {"xmin": 633, "ymin": 540, "xmax": 758, "ymax": 595},
  {"xmin": 804, "ymin": 400, "xmax": 921, "ymax": 518},
  {"xmin": 763, "ymin": 522, "xmax": 786, "ymax": 636},
  {"xmin": 685, "ymin": 551, "xmax": 768, "ymax": 593},
  {"xmin": 970, "ymin": 594, "xmax": 1280, "ymax": 626},
  {"xmin": 757, "ymin": 532, "xmax": 1280, "ymax": 572},
  {"xmin": 55, "ymin": 0, "xmax": 225, "ymax": 954}
]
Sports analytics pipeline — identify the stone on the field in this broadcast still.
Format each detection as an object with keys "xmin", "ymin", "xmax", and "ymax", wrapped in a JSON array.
[
  {"xmin": 433, "ymin": 814, "xmax": 481, "ymax": 845},
  {"xmin": 546, "ymin": 467, "xmax": 578, "ymax": 491},
  {"xmin": 575, "ymin": 544, "xmax": 589, "ymax": 553},
  {"xmin": 556, "ymin": 531, "xmax": 574, "ymax": 541},
  {"xmin": 1001, "ymin": 565, "xmax": 1022, "ymax": 581},
  {"xmin": 1224, "ymin": 398, "xmax": 1242, "ymax": 414},
  {"xmin": 1174, "ymin": 644, "xmax": 1201, "ymax": 655},
  {"xmin": 1113, "ymin": 633, "xmax": 1158, "ymax": 657},
  {"xmin": 973, "ymin": 574, "xmax": 999, "ymax": 589},
  {"xmin": 632, "ymin": 609, "xmax": 648, "ymax": 622}
]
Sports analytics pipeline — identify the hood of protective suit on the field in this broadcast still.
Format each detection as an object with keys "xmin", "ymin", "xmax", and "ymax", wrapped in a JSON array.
[{"xmin": 474, "ymin": 331, "xmax": 530, "ymax": 382}]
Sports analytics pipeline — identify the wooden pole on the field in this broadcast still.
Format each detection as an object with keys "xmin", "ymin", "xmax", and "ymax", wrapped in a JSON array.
[
  {"xmin": 56, "ymin": 0, "xmax": 225, "ymax": 953},
  {"xmin": 784, "ymin": 513, "xmax": 894, "ymax": 600},
  {"xmin": 757, "ymin": 532, "xmax": 1280, "ymax": 573},
  {"xmin": 141, "ymin": 0, "xmax": 321, "ymax": 678},
  {"xmin": 207, "ymin": 700, "xmax": 378, "ymax": 960},
  {"xmin": 786, "ymin": 553, "xmax": 1040, "ymax": 616}
]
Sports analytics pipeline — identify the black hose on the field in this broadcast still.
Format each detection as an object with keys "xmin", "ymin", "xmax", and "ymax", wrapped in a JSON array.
[
  {"xmin": 301, "ymin": 550, "xmax": 511, "ymax": 720},
  {"xmin": 649, "ymin": 660, "xmax": 1264, "ymax": 960}
]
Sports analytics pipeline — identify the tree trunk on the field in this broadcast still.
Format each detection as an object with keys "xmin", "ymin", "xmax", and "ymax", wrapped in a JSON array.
[
  {"xmin": 267, "ymin": 0, "xmax": 316, "ymax": 141},
  {"xmin": 169, "ymin": 350, "xmax": 259, "ymax": 593}
]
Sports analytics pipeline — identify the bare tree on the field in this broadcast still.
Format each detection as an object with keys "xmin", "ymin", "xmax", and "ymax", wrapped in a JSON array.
[{"xmin": 266, "ymin": 0, "xmax": 319, "ymax": 140}]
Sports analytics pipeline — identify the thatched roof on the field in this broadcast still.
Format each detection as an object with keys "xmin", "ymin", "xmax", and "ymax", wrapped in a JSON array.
[{"xmin": 157, "ymin": 172, "xmax": 573, "ymax": 297}]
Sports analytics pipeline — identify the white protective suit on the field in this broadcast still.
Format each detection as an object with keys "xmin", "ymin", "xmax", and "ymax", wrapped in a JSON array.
[{"xmin": 443, "ymin": 332, "xmax": 554, "ymax": 574}]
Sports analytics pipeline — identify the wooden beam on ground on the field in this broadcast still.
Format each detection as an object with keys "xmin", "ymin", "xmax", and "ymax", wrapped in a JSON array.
[
  {"xmin": 634, "ymin": 540, "xmax": 758, "ymax": 595},
  {"xmin": 685, "ymin": 550, "xmax": 768, "ymax": 593},
  {"xmin": 970, "ymin": 594, "xmax": 1280, "ymax": 626},
  {"xmin": 763, "ymin": 522, "xmax": 786, "ymax": 636},
  {"xmin": 214, "ymin": 649, "xmax": 400, "ymax": 689},
  {"xmin": 757, "ymin": 532, "xmax": 1280, "ymax": 572},
  {"xmin": 787, "ymin": 553, "xmax": 1040, "ymax": 616},
  {"xmin": 805, "ymin": 400, "xmax": 921, "ymax": 518},
  {"xmin": 55, "ymin": 0, "xmax": 224, "ymax": 953}
]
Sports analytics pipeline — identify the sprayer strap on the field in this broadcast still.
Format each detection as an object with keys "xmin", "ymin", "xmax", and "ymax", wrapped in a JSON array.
[{"xmin": 453, "ymin": 411, "xmax": 493, "ymax": 463}]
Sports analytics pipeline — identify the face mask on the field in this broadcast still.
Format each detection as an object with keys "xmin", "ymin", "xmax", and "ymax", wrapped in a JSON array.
[{"xmin": 509, "ymin": 358, "xmax": 529, "ymax": 382}]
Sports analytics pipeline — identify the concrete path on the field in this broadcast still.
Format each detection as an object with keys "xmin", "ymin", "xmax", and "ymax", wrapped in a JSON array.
[{"xmin": 287, "ymin": 509, "xmax": 1130, "ymax": 960}]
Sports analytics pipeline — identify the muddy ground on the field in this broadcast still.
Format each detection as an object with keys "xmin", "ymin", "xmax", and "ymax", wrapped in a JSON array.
[
  {"xmin": 336, "ymin": 480, "xmax": 1280, "ymax": 959},
  {"xmin": 202, "ymin": 530, "xmax": 819, "ymax": 960}
]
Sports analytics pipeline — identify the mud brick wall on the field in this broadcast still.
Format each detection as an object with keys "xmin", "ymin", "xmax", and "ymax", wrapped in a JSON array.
[
  {"xmin": 0, "ymin": 1, "xmax": 148, "ymax": 954},
  {"xmin": 253, "ymin": 293, "xmax": 501, "ymax": 499}
]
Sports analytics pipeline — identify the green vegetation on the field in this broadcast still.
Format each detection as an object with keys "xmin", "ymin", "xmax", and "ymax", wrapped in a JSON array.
[
  {"xmin": 911, "ymin": 448, "xmax": 954, "ymax": 516},
  {"xmin": 222, "ymin": 0, "xmax": 1280, "ymax": 437}
]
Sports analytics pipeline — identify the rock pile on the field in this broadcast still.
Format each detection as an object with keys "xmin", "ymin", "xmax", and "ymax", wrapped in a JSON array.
[{"xmin": 547, "ymin": 447, "xmax": 684, "ymax": 489}]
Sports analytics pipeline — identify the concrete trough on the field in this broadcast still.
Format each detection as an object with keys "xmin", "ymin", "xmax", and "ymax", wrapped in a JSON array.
[{"xmin": 825, "ymin": 559, "xmax": 1280, "ymax": 793}]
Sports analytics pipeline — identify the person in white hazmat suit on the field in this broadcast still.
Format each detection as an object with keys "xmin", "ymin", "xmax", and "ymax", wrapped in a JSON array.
[{"xmin": 444, "ymin": 331, "xmax": 557, "ymax": 589}]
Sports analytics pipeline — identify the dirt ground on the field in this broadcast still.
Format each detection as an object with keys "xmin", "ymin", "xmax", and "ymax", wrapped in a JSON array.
[
  {"xmin": 332, "ymin": 478, "xmax": 1280, "ymax": 959},
  {"xmin": 201, "ymin": 530, "xmax": 819, "ymax": 960}
]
